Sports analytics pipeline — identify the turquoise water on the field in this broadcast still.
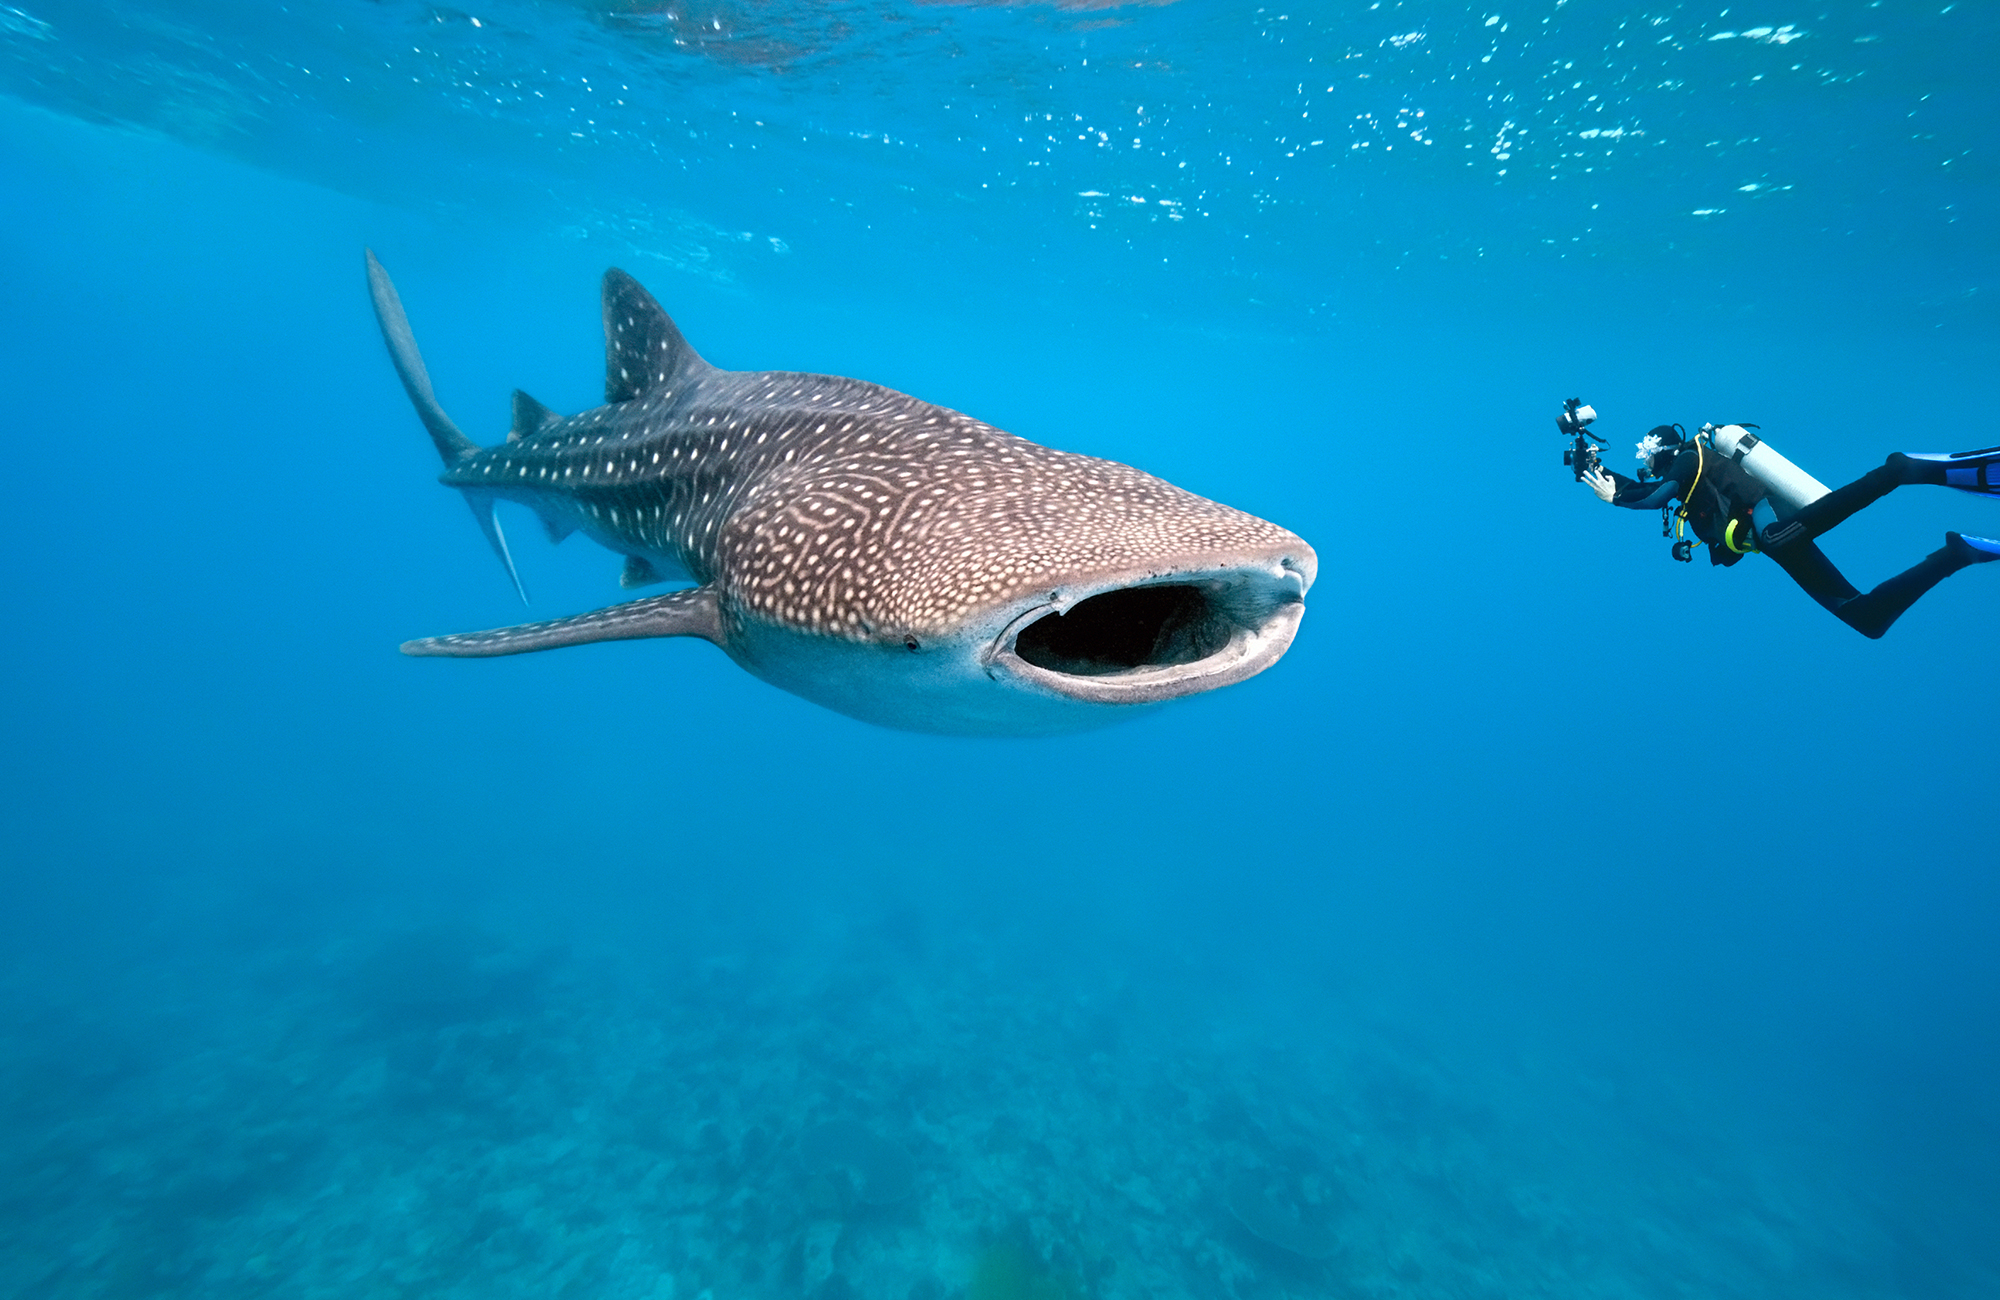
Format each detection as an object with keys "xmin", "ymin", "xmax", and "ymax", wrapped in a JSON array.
[{"xmin": 3, "ymin": 2, "xmax": 1997, "ymax": 1296}]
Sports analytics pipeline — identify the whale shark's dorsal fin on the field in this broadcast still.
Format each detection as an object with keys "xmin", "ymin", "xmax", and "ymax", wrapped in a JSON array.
[
  {"xmin": 602, "ymin": 268, "xmax": 712, "ymax": 404},
  {"xmin": 509, "ymin": 389, "xmax": 558, "ymax": 442}
]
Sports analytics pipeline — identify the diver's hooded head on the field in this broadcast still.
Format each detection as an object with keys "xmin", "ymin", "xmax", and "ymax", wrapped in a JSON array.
[{"xmin": 1637, "ymin": 424, "xmax": 1685, "ymax": 477}]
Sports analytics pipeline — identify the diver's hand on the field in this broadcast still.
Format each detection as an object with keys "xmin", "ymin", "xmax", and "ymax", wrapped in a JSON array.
[{"xmin": 1582, "ymin": 466, "xmax": 1616, "ymax": 503}]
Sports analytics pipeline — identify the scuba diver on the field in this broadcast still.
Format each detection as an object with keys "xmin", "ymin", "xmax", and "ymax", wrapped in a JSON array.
[{"xmin": 1559, "ymin": 400, "xmax": 2000, "ymax": 638}]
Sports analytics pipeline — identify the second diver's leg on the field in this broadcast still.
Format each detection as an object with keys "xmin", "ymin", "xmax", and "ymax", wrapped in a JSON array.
[
  {"xmin": 1764, "ymin": 531, "xmax": 1992, "ymax": 639},
  {"xmin": 1762, "ymin": 534, "xmax": 1858, "ymax": 618}
]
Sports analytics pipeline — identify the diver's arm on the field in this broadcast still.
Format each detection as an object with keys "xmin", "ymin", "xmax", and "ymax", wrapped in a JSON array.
[
  {"xmin": 1611, "ymin": 475, "xmax": 1679, "ymax": 510},
  {"xmin": 1582, "ymin": 466, "xmax": 1678, "ymax": 508}
]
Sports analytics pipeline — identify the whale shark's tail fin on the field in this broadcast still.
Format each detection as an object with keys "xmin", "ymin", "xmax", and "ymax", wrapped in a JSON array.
[{"xmin": 366, "ymin": 250, "xmax": 528, "ymax": 604}]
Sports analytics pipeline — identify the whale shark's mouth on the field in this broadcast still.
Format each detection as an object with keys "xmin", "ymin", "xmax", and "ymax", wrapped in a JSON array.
[{"xmin": 986, "ymin": 559, "xmax": 1310, "ymax": 706}]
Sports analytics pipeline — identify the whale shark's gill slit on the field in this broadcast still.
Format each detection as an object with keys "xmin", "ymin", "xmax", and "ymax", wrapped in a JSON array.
[{"xmin": 1013, "ymin": 585, "xmax": 1233, "ymax": 677}]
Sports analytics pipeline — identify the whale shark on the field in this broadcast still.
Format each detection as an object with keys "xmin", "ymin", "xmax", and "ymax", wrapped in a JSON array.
[{"xmin": 368, "ymin": 252, "xmax": 1316, "ymax": 735}]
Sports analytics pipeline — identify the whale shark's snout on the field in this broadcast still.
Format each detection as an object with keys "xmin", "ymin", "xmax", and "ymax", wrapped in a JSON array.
[{"xmin": 986, "ymin": 549, "xmax": 1314, "ymax": 707}]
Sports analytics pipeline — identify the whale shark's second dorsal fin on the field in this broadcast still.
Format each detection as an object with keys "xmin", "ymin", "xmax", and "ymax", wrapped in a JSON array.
[
  {"xmin": 602, "ymin": 268, "xmax": 713, "ymax": 404},
  {"xmin": 509, "ymin": 389, "xmax": 558, "ymax": 442}
]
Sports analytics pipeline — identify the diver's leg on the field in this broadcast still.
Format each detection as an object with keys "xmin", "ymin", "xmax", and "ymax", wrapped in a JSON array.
[
  {"xmin": 1760, "ymin": 454, "xmax": 1932, "ymax": 547},
  {"xmin": 1762, "ymin": 535, "xmax": 1860, "ymax": 618},
  {"xmin": 1770, "ymin": 533, "xmax": 1994, "ymax": 640}
]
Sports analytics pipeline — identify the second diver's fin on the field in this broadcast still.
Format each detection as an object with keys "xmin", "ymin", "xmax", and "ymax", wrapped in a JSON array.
[
  {"xmin": 401, "ymin": 585, "xmax": 723, "ymax": 657},
  {"xmin": 1903, "ymin": 445, "xmax": 2000, "ymax": 497}
]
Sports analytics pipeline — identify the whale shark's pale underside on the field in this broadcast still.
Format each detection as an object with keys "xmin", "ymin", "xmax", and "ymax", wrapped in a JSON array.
[{"xmin": 368, "ymin": 252, "xmax": 1316, "ymax": 734}]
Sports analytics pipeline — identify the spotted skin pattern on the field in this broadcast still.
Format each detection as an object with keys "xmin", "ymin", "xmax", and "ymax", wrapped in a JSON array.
[{"xmin": 438, "ymin": 270, "xmax": 1303, "ymax": 648}]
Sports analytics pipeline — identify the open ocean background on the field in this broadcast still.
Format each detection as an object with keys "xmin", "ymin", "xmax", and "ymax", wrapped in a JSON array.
[{"xmin": 3, "ymin": 2, "xmax": 1997, "ymax": 1297}]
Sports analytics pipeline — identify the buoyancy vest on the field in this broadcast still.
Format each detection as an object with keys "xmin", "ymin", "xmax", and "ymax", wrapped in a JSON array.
[{"xmin": 1660, "ymin": 445, "xmax": 1767, "ymax": 567}]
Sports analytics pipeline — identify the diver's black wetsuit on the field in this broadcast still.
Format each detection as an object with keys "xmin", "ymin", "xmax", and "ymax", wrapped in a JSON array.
[{"xmin": 1606, "ymin": 446, "xmax": 1979, "ymax": 638}]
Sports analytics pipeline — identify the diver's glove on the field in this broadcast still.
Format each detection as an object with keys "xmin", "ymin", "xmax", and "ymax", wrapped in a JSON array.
[{"xmin": 1582, "ymin": 466, "xmax": 1617, "ymax": 503}]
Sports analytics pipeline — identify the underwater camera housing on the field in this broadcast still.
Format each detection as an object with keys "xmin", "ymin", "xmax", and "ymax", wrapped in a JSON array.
[{"xmin": 1559, "ymin": 398, "xmax": 1604, "ymax": 481}]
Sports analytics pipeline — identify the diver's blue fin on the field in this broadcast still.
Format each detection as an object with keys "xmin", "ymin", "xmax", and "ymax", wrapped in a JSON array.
[
  {"xmin": 1905, "ymin": 445, "xmax": 2000, "ymax": 497},
  {"xmin": 1947, "ymin": 532, "xmax": 2000, "ymax": 564}
]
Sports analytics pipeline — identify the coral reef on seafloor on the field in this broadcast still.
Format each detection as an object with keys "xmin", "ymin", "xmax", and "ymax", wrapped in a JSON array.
[
  {"xmin": 968, "ymin": 1236, "xmax": 1082, "ymax": 1300},
  {"xmin": 0, "ymin": 917, "xmax": 1922, "ymax": 1300},
  {"xmin": 798, "ymin": 1119, "xmax": 917, "ymax": 1210},
  {"xmin": 1224, "ymin": 1165, "xmax": 1343, "ymax": 1262}
]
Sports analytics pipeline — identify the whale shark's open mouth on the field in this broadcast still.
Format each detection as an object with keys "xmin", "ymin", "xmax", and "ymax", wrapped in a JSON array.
[{"xmin": 986, "ymin": 559, "xmax": 1310, "ymax": 705}]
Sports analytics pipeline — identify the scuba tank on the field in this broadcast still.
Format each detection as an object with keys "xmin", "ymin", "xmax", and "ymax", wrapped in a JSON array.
[{"xmin": 1702, "ymin": 422, "xmax": 1830, "ymax": 516}]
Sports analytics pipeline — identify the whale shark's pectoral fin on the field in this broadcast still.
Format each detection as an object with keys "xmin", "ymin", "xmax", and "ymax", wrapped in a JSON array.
[{"xmin": 400, "ymin": 585, "xmax": 722, "ymax": 658}]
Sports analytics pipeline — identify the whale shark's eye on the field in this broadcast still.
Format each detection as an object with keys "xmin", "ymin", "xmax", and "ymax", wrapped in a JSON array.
[
  {"xmin": 904, "ymin": 636, "xmax": 921, "ymax": 652},
  {"xmin": 1013, "ymin": 584, "xmax": 1232, "ymax": 677}
]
